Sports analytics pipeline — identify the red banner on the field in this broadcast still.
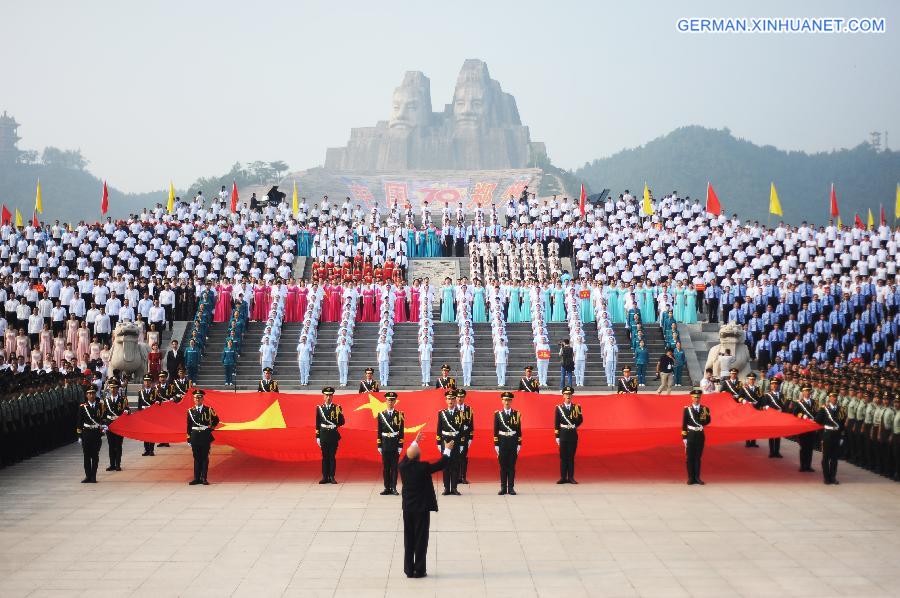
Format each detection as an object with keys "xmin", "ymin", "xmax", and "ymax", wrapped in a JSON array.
[{"xmin": 110, "ymin": 390, "xmax": 821, "ymax": 462}]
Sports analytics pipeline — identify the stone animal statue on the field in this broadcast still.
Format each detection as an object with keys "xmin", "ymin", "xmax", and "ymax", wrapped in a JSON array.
[
  {"xmin": 704, "ymin": 322, "xmax": 752, "ymax": 379},
  {"xmin": 108, "ymin": 322, "xmax": 150, "ymax": 382}
]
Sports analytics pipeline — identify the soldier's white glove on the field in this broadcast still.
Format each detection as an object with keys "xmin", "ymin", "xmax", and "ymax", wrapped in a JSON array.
[
  {"xmin": 517, "ymin": 446, "xmax": 521, "ymax": 454},
  {"xmin": 494, "ymin": 446, "xmax": 500, "ymax": 455},
  {"xmin": 101, "ymin": 426, "xmax": 108, "ymax": 433},
  {"xmin": 377, "ymin": 448, "xmax": 382, "ymax": 455},
  {"xmin": 468, "ymin": 440, "xmax": 471, "ymax": 448},
  {"xmin": 316, "ymin": 439, "xmax": 321, "ymax": 447},
  {"xmin": 78, "ymin": 438, "xmax": 82, "ymax": 445},
  {"xmin": 683, "ymin": 439, "xmax": 687, "ymax": 446},
  {"xmin": 555, "ymin": 438, "xmax": 560, "ymax": 445},
  {"xmin": 397, "ymin": 447, "xmax": 401, "ymax": 454}
]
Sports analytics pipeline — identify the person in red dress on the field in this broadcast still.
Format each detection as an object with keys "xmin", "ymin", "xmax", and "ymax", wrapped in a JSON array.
[
  {"xmin": 213, "ymin": 280, "xmax": 233, "ymax": 323},
  {"xmin": 285, "ymin": 279, "xmax": 299, "ymax": 323},
  {"xmin": 252, "ymin": 282, "xmax": 267, "ymax": 321},
  {"xmin": 394, "ymin": 282, "xmax": 408, "ymax": 323},
  {"xmin": 383, "ymin": 260, "xmax": 394, "ymax": 284},
  {"xmin": 296, "ymin": 280, "xmax": 309, "ymax": 321},
  {"xmin": 409, "ymin": 280, "xmax": 421, "ymax": 323}
]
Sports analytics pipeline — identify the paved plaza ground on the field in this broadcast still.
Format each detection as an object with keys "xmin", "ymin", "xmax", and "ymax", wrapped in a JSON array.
[{"xmin": 1, "ymin": 440, "xmax": 898, "ymax": 597}]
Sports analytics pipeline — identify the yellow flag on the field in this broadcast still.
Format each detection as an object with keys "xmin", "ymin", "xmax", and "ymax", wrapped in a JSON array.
[
  {"xmin": 837, "ymin": 215, "xmax": 842, "ymax": 229},
  {"xmin": 14, "ymin": 208, "xmax": 23, "ymax": 227},
  {"xmin": 35, "ymin": 179, "xmax": 43, "ymax": 213},
  {"xmin": 769, "ymin": 182, "xmax": 783, "ymax": 217},
  {"xmin": 292, "ymin": 181, "xmax": 299, "ymax": 215},
  {"xmin": 867, "ymin": 208, "xmax": 874, "ymax": 230},
  {"xmin": 895, "ymin": 183, "xmax": 899, "ymax": 220},
  {"xmin": 167, "ymin": 181, "xmax": 175, "ymax": 214},
  {"xmin": 642, "ymin": 182, "xmax": 654, "ymax": 216}
]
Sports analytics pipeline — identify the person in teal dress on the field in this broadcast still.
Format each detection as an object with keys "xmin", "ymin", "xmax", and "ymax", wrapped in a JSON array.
[
  {"xmin": 440, "ymin": 278, "xmax": 456, "ymax": 322},
  {"xmin": 550, "ymin": 283, "xmax": 566, "ymax": 322},
  {"xmin": 683, "ymin": 285, "xmax": 698, "ymax": 324},
  {"xmin": 508, "ymin": 285, "xmax": 521, "ymax": 323},
  {"xmin": 472, "ymin": 281, "xmax": 487, "ymax": 323},
  {"xmin": 614, "ymin": 285, "xmax": 627, "ymax": 324},
  {"xmin": 297, "ymin": 229, "xmax": 311, "ymax": 256},
  {"xmin": 407, "ymin": 228, "xmax": 417, "ymax": 258},
  {"xmin": 579, "ymin": 283, "xmax": 594, "ymax": 323},
  {"xmin": 640, "ymin": 284, "xmax": 656, "ymax": 323},
  {"xmin": 541, "ymin": 284, "xmax": 553, "ymax": 319},
  {"xmin": 673, "ymin": 283, "xmax": 686, "ymax": 322},
  {"xmin": 673, "ymin": 341, "xmax": 687, "ymax": 386},
  {"xmin": 520, "ymin": 284, "xmax": 533, "ymax": 322}
]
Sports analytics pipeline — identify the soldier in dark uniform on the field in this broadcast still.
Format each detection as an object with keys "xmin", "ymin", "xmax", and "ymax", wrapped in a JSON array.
[
  {"xmin": 434, "ymin": 364, "xmax": 455, "ymax": 389},
  {"xmin": 720, "ymin": 367, "xmax": 742, "ymax": 398},
  {"xmin": 555, "ymin": 386, "xmax": 583, "ymax": 484},
  {"xmin": 737, "ymin": 372, "xmax": 761, "ymax": 447},
  {"xmin": 792, "ymin": 385, "xmax": 818, "ymax": 473},
  {"xmin": 682, "ymin": 388, "xmax": 711, "ymax": 485},
  {"xmin": 258, "ymin": 367, "xmax": 279, "ymax": 392},
  {"xmin": 455, "ymin": 389, "xmax": 473, "ymax": 484},
  {"xmin": 377, "ymin": 391, "xmax": 404, "ymax": 495},
  {"xmin": 315, "ymin": 387, "xmax": 344, "ymax": 484},
  {"xmin": 517, "ymin": 366, "xmax": 540, "ymax": 392},
  {"xmin": 494, "ymin": 391, "xmax": 522, "ymax": 495},
  {"xmin": 436, "ymin": 391, "xmax": 462, "ymax": 495},
  {"xmin": 171, "ymin": 366, "xmax": 190, "ymax": 403},
  {"xmin": 816, "ymin": 391, "xmax": 844, "ymax": 484},
  {"xmin": 762, "ymin": 378, "xmax": 786, "ymax": 458},
  {"xmin": 76, "ymin": 387, "xmax": 105, "ymax": 483},
  {"xmin": 616, "ymin": 366, "xmax": 638, "ymax": 394},
  {"xmin": 102, "ymin": 378, "xmax": 129, "ymax": 471},
  {"xmin": 155, "ymin": 371, "xmax": 173, "ymax": 446},
  {"xmin": 137, "ymin": 374, "xmax": 157, "ymax": 456},
  {"xmin": 186, "ymin": 388, "xmax": 219, "ymax": 485},
  {"xmin": 359, "ymin": 367, "xmax": 380, "ymax": 393}
]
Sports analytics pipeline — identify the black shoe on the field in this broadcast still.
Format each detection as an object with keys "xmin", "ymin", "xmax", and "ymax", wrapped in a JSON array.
[
  {"xmin": 81, "ymin": 478, "xmax": 90, "ymax": 483},
  {"xmin": 201, "ymin": 480, "xmax": 209, "ymax": 485},
  {"xmin": 458, "ymin": 479, "xmax": 469, "ymax": 484},
  {"xmin": 115, "ymin": 467, "xmax": 122, "ymax": 471},
  {"xmin": 413, "ymin": 572, "xmax": 427, "ymax": 578},
  {"xmin": 141, "ymin": 452, "xmax": 150, "ymax": 456},
  {"xmin": 568, "ymin": 479, "xmax": 578, "ymax": 484},
  {"xmin": 392, "ymin": 490, "xmax": 399, "ymax": 495},
  {"xmin": 498, "ymin": 490, "xmax": 507, "ymax": 495},
  {"xmin": 318, "ymin": 479, "xmax": 329, "ymax": 484},
  {"xmin": 695, "ymin": 480, "xmax": 705, "ymax": 485},
  {"xmin": 88, "ymin": 479, "xmax": 97, "ymax": 483},
  {"xmin": 106, "ymin": 466, "xmax": 115, "ymax": 471},
  {"xmin": 451, "ymin": 490, "xmax": 462, "ymax": 496},
  {"xmin": 189, "ymin": 480, "xmax": 200, "ymax": 485},
  {"xmin": 556, "ymin": 479, "xmax": 567, "ymax": 484},
  {"xmin": 442, "ymin": 490, "xmax": 450, "ymax": 496},
  {"xmin": 380, "ymin": 489, "xmax": 391, "ymax": 495},
  {"xmin": 831, "ymin": 480, "xmax": 840, "ymax": 485},
  {"xmin": 330, "ymin": 478, "xmax": 337, "ymax": 484},
  {"xmin": 508, "ymin": 489, "xmax": 517, "ymax": 495},
  {"xmin": 687, "ymin": 480, "xmax": 696, "ymax": 485}
]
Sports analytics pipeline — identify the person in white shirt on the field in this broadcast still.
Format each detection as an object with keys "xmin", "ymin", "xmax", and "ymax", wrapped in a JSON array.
[
  {"xmin": 376, "ymin": 335, "xmax": 391, "ymax": 387},
  {"xmin": 148, "ymin": 299, "xmax": 166, "ymax": 329},
  {"xmin": 460, "ymin": 336, "xmax": 475, "ymax": 387},
  {"xmin": 335, "ymin": 338, "xmax": 351, "ymax": 386},
  {"xmin": 93, "ymin": 307, "xmax": 112, "ymax": 345},
  {"xmin": 494, "ymin": 338, "xmax": 509, "ymax": 387},
  {"xmin": 418, "ymin": 336, "xmax": 433, "ymax": 387},
  {"xmin": 603, "ymin": 336, "xmax": 618, "ymax": 386}
]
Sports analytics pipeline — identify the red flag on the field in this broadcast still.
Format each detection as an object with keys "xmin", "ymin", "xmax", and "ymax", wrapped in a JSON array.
[
  {"xmin": 100, "ymin": 180, "xmax": 109, "ymax": 215},
  {"xmin": 31, "ymin": 210, "xmax": 39, "ymax": 228},
  {"xmin": 706, "ymin": 182, "xmax": 721, "ymax": 216},
  {"xmin": 880, "ymin": 204, "xmax": 886, "ymax": 226},
  {"xmin": 578, "ymin": 184, "xmax": 586, "ymax": 217},
  {"xmin": 230, "ymin": 181, "xmax": 239, "ymax": 213},
  {"xmin": 0, "ymin": 204, "xmax": 10, "ymax": 226},
  {"xmin": 830, "ymin": 183, "xmax": 839, "ymax": 218},
  {"xmin": 854, "ymin": 213, "xmax": 864, "ymax": 229}
]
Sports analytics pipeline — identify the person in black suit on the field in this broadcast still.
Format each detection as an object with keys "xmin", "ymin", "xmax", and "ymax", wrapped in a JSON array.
[
  {"xmin": 682, "ymin": 388, "xmax": 711, "ymax": 485},
  {"xmin": 186, "ymin": 389, "xmax": 219, "ymax": 485},
  {"xmin": 399, "ymin": 432, "xmax": 452, "ymax": 579},
  {"xmin": 165, "ymin": 340, "xmax": 184, "ymax": 380},
  {"xmin": 554, "ymin": 386, "xmax": 583, "ymax": 484}
]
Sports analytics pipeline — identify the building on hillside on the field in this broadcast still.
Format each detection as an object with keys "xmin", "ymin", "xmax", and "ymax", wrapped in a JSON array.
[{"xmin": 0, "ymin": 111, "xmax": 21, "ymax": 164}]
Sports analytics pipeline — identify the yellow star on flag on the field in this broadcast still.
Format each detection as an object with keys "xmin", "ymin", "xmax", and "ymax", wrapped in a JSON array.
[{"xmin": 218, "ymin": 400, "xmax": 286, "ymax": 431}]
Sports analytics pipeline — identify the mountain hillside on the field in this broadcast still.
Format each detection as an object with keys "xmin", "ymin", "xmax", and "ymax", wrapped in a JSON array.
[{"xmin": 574, "ymin": 126, "xmax": 899, "ymax": 225}]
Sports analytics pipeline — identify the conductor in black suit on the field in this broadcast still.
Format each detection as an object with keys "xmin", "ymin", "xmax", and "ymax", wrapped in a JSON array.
[{"xmin": 399, "ymin": 432, "xmax": 452, "ymax": 579}]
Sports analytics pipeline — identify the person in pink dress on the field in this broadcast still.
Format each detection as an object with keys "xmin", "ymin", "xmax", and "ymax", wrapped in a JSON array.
[
  {"xmin": 214, "ymin": 281, "xmax": 233, "ymax": 323},
  {"xmin": 39, "ymin": 324, "xmax": 53, "ymax": 362},
  {"xmin": 394, "ymin": 283, "xmax": 408, "ymax": 323},
  {"xmin": 146, "ymin": 324, "xmax": 160, "ymax": 352},
  {"xmin": 253, "ymin": 283, "xmax": 267, "ymax": 321},
  {"xmin": 15, "ymin": 330, "xmax": 30, "ymax": 361},
  {"xmin": 76, "ymin": 323, "xmax": 91, "ymax": 362},
  {"xmin": 409, "ymin": 280, "xmax": 421, "ymax": 323},
  {"xmin": 88, "ymin": 338, "xmax": 102, "ymax": 363},
  {"xmin": 296, "ymin": 280, "xmax": 309, "ymax": 322},
  {"xmin": 53, "ymin": 334, "xmax": 66, "ymax": 367},
  {"xmin": 260, "ymin": 283, "xmax": 273, "ymax": 317},
  {"xmin": 329, "ymin": 283, "xmax": 344, "ymax": 322},
  {"xmin": 4, "ymin": 327, "xmax": 15, "ymax": 357},
  {"xmin": 361, "ymin": 284, "xmax": 376, "ymax": 322},
  {"xmin": 65, "ymin": 314, "xmax": 79, "ymax": 349}
]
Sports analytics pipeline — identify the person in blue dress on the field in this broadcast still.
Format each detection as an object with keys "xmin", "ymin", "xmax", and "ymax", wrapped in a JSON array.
[
  {"xmin": 579, "ymin": 281, "xmax": 594, "ymax": 323},
  {"xmin": 673, "ymin": 341, "xmax": 687, "ymax": 386},
  {"xmin": 520, "ymin": 283, "xmax": 533, "ymax": 322},
  {"xmin": 640, "ymin": 283, "xmax": 656, "ymax": 323},
  {"xmin": 683, "ymin": 284, "xmax": 698, "ymax": 324},
  {"xmin": 508, "ymin": 285, "xmax": 521, "ymax": 323},
  {"xmin": 472, "ymin": 280, "xmax": 487, "ymax": 323},
  {"xmin": 541, "ymin": 284, "xmax": 553, "ymax": 320},
  {"xmin": 550, "ymin": 282, "xmax": 566, "ymax": 322},
  {"xmin": 407, "ymin": 228, "xmax": 417, "ymax": 258},
  {"xmin": 297, "ymin": 228, "xmax": 312, "ymax": 257},
  {"xmin": 614, "ymin": 284, "xmax": 627, "ymax": 324},
  {"xmin": 440, "ymin": 278, "xmax": 456, "ymax": 322},
  {"xmin": 426, "ymin": 226, "xmax": 439, "ymax": 257},
  {"xmin": 634, "ymin": 340, "xmax": 649, "ymax": 386},
  {"xmin": 673, "ymin": 282, "xmax": 686, "ymax": 323}
]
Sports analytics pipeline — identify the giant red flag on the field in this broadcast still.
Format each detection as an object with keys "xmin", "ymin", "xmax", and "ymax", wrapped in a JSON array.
[
  {"xmin": 830, "ymin": 183, "xmax": 839, "ymax": 218},
  {"xmin": 578, "ymin": 183, "xmax": 586, "ymax": 217},
  {"xmin": 230, "ymin": 180, "xmax": 239, "ymax": 213},
  {"xmin": 100, "ymin": 180, "xmax": 109, "ymax": 215},
  {"xmin": 705, "ymin": 182, "xmax": 721, "ymax": 216},
  {"xmin": 0, "ymin": 204, "xmax": 10, "ymax": 226},
  {"xmin": 110, "ymin": 389, "xmax": 821, "ymax": 464}
]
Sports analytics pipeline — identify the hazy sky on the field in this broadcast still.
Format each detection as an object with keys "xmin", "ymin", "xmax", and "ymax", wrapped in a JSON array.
[{"xmin": 2, "ymin": 0, "xmax": 898, "ymax": 192}]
